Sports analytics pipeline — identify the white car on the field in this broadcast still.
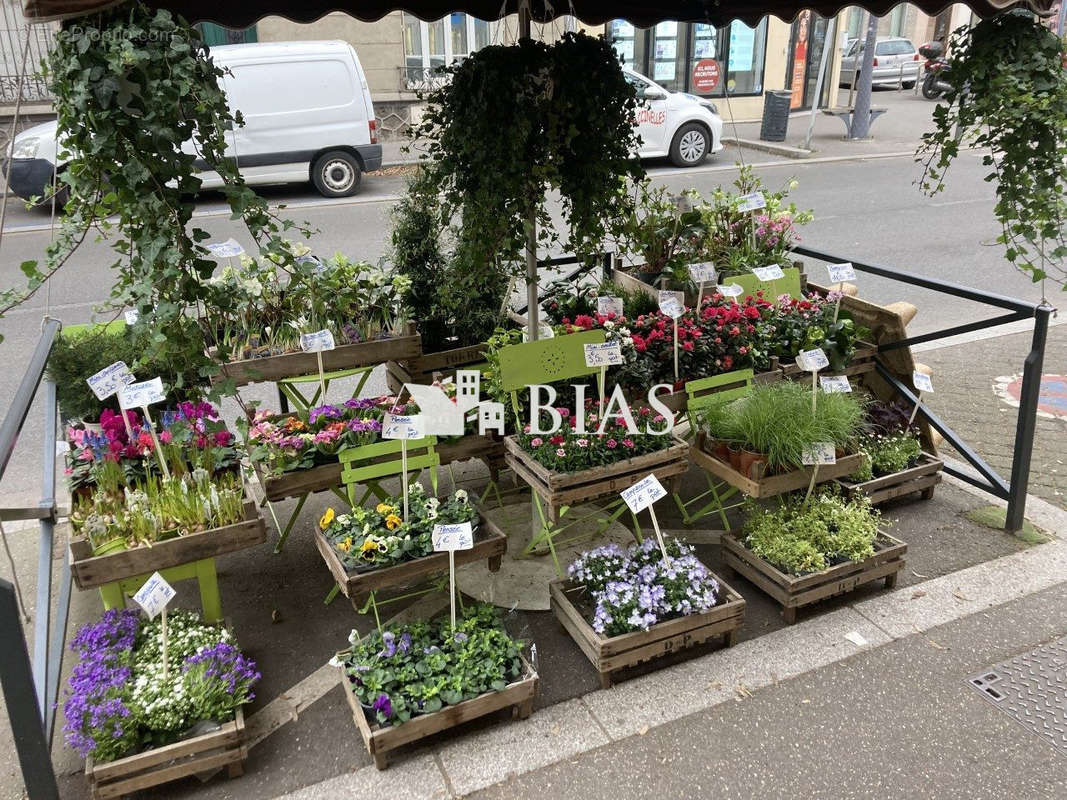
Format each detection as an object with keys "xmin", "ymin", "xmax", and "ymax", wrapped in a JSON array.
[{"xmin": 624, "ymin": 68, "xmax": 724, "ymax": 168}]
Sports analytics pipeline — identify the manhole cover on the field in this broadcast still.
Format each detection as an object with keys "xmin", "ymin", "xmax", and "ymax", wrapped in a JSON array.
[
  {"xmin": 966, "ymin": 635, "xmax": 1067, "ymax": 754},
  {"xmin": 994, "ymin": 374, "xmax": 1067, "ymax": 420}
]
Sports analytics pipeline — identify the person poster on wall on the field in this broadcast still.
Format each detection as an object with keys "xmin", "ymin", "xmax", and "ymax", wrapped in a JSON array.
[{"xmin": 790, "ymin": 11, "xmax": 811, "ymax": 109}]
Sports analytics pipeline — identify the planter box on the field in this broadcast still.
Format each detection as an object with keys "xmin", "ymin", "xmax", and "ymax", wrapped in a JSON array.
[
  {"xmin": 211, "ymin": 331, "xmax": 422, "ymax": 388},
  {"xmin": 70, "ymin": 496, "xmax": 266, "ymax": 590},
  {"xmin": 722, "ymin": 530, "xmax": 906, "ymax": 623},
  {"xmin": 549, "ymin": 570, "xmax": 745, "ymax": 688},
  {"xmin": 385, "ymin": 341, "xmax": 488, "ymax": 394},
  {"xmin": 337, "ymin": 657, "xmax": 538, "ymax": 769},
  {"xmin": 778, "ymin": 341, "xmax": 879, "ymax": 381},
  {"xmin": 834, "ymin": 452, "xmax": 943, "ymax": 505},
  {"xmin": 692, "ymin": 433, "xmax": 866, "ymax": 499},
  {"xmin": 611, "ymin": 264, "xmax": 805, "ymax": 306},
  {"xmin": 314, "ymin": 519, "xmax": 507, "ymax": 602},
  {"xmin": 503, "ymin": 436, "xmax": 690, "ymax": 518},
  {"xmin": 85, "ymin": 707, "xmax": 246, "ymax": 799}
]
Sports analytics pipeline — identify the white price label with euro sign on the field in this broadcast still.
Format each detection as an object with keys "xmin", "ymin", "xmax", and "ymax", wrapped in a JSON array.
[
  {"xmin": 752, "ymin": 264, "xmax": 785, "ymax": 281},
  {"xmin": 300, "ymin": 330, "xmax": 335, "ymax": 353},
  {"xmin": 432, "ymin": 521, "xmax": 474, "ymax": 552},
  {"xmin": 737, "ymin": 192, "xmax": 767, "ymax": 213},
  {"xmin": 801, "ymin": 442, "xmax": 837, "ymax": 466},
  {"xmin": 620, "ymin": 474, "xmax": 667, "ymax": 514},
  {"xmin": 119, "ymin": 377, "xmax": 165, "ymax": 409},
  {"xmin": 819, "ymin": 375, "xmax": 852, "ymax": 394},
  {"xmin": 717, "ymin": 283, "xmax": 744, "ymax": 297},
  {"xmin": 382, "ymin": 413, "xmax": 423, "ymax": 440},
  {"xmin": 658, "ymin": 291, "xmax": 684, "ymax": 319},
  {"xmin": 132, "ymin": 572, "xmax": 176, "ymax": 620},
  {"xmin": 689, "ymin": 263, "xmax": 717, "ymax": 282},
  {"xmin": 206, "ymin": 238, "xmax": 245, "ymax": 258},
  {"xmin": 87, "ymin": 361, "xmax": 135, "ymax": 400},
  {"xmin": 912, "ymin": 371, "xmax": 934, "ymax": 393},
  {"xmin": 584, "ymin": 342, "xmax": 624, "ymax": 367},
  {"xmin": 827, "ymin": 262, "xmax": 857, "ymax": 283},
  {"xmin": 597, "ymin": 296, "xmax": 624, "ymax": 317},
  {"xmin": 795, "ymin": 348, "xmax": 830, "ymax": 372}
]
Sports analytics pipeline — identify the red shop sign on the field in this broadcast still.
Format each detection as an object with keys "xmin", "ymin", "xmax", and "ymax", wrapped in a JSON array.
[{"xmin": 692, "ymin": 59, "xmax": 721, "ymax": 92}]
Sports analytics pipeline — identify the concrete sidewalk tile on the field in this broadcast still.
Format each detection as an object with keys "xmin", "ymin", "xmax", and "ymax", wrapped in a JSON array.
[
  {"xmin": 274, "ymin": 754, "xmax": 447, "ymax": 799},
  {"xmin": 435, "ymin": 698, "xmax": 609, "ymax": 796}
]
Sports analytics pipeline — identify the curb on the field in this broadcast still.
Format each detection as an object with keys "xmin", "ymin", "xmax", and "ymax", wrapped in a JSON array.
[{"xmin": 726, "ymin": 135, "xmax": 813, "ymax": 159}]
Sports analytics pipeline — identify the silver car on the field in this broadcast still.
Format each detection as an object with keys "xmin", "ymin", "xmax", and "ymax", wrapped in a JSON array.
[{"xmin": 840, "ymin": 37, "xmax": 921, "ymax": 89}]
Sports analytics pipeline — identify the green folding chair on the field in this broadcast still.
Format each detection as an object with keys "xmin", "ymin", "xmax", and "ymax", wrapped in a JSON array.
[
  {"xmin": 672, "ymin": 369, "xmax": 754, "ymax": 528},
  {"xmin": 277, "ymin": 365, "xmax": 376, "ymax": 414}
]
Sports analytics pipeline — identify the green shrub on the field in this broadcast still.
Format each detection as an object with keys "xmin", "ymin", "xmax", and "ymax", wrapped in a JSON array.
[{"xmin": 853, "ymin": 430, "xmax": 922, "ymax": 480}]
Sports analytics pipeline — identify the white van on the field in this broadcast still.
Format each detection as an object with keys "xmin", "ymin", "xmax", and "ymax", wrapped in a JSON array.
[{"xmin": 4, "ymin": 41, "xmax": 381, "ymax": 201}]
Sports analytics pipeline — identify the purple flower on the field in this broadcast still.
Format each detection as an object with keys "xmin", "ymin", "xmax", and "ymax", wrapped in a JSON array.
[
  {"xmin": 372, "ymin": 693, "xmax": 393, "ymax": 719},
  {"xmin": 308, "ymin": 404, "xmax": 343, "ymax": 425},
  {"xmin": 453, "ymin": 632, "xmax": 468, "ymax": 643},
  {"xmin": 378, "ymin": 631, "xmax": 397, "ymax": 658}
]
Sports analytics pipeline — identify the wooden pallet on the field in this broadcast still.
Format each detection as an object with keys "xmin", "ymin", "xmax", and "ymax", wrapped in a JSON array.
[
  {"xmin": 691, "ymin": 435, "xmax": 866, "ymax": 499},
  {"xmin": 337, "ymin": 657, "xmax": 538, "ymax": 769},
  {"xmin": 70, "ymin": 496, "xmax": 266, "ymax": 590},
  {"xmin": 85, "ymin": 707, "xmax": 246, "ymax": 799},
  {"xmin": 385, "ymin": 341, "xmax": 488, "ymax": 393},
  {"xmin": 549, "ymin": 570, "xmax": 745, "ymax": 688},
  {"xmin": 314, "ymin": 519, "xmax": 506, "ymax": 601},
  {"xmin": 503, "ymin": 436, "xmax": 690, "ymax": 519},
  {"xmin": 835, "ymin": 452, "xmax": 943, "ymax": 505},
  {"xmin": 722, "ymin": 531, "xmax": 906, "ymax": 623}
]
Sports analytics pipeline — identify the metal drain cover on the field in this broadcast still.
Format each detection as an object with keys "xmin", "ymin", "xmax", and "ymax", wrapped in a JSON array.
[{"xmin": 966, "ymin": 635, "xmax": 1067, "ymax": 754}]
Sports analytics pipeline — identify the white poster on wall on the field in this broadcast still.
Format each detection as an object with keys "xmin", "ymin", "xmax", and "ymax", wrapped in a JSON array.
[{"xmin": 729, "ymin": 24, "xmax": 756, "ymax": 71}]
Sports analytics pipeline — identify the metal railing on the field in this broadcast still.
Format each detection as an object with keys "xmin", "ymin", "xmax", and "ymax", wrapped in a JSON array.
[
  {"xmin": 0, "ymin": 2, "xmax": 56, "ymax": 105},
  {"xmin": 0, "ymin": 316, "xmax": 64, "ymax": 799}
]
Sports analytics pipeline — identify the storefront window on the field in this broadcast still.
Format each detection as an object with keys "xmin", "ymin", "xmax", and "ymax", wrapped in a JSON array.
[
  {"xmin": 726, "ymin": 20, "xmax": 766, "ymax": 95},
  {"xmin": 403, "ymin": 13, "xmax": 494, "ymax": 86},
  {"xmin": 651, "ymin": 21, "xmax": 683, "ymax": 89},
  {"xmin": 610, "ymin": 20, "xmax": 638, "ymax": 69}
]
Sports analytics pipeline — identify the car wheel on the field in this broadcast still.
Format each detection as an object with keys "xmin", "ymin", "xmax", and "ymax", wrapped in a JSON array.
[
  {"xmin": 311, "ymin": 150, "xmax": 362, "ymax": 198},
  {"xmin": 669, "ymin": 123, "xmax": 709, "ymax": 168},
  {"xmin": 901, "ymin": 80, "xmax": 915, "ymax": 89}
]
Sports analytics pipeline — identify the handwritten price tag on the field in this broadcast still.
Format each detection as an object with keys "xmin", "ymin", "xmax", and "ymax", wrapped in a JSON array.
[
  {"xmin": 658, "ymin": 291, "xmax": 684, "ymax": 319},
  {"xmin": 620, "ymin": 474, "xmax": 667, "ymax": 514},
  {"xmin": 584, "ymin": 342, "xmax": 624, "ymax": 367},
  {"xmin": 87, "ymin": 361, "xmax": 135, "ymax": 400},
  {"xmin": 819, "ymin": 375, "xmax": 852, "ymax": 394},
  {"xmin": 737, "ymin": 192, "xmax": 766, "ymax": 213},
  {"xmin": 912, "ymin": 371, "xmax": 934, "ymax": 393},
  {"xmin": 299, "ymin": 330, "xmax": 336, "ymax": 353},
  {"xmin": 119, "ymin": 377, "xmax": 165, "ymax": 410},
  {"xmin": 752, "ymin": 264, "xmax": 785, "ymax": 281},
  {"xmin": 132, "ymin": 572, "xmax": 175, "ymax": 620},
  {"xmin": 717, "ymin": 283, "xmax": 744, "ymax": 298},
  {"xmin": 124, "ymin": 310, "xmax": 139, "ymax": 325},
  {"xmin": 795, "ymin": 348, "xmax": 830, "ymax": 372},
  {"xmin": 382, "ymin": 413, "xmax": 423, "ymax": 440},
  {"xmin": 597, "ymin": 296, "xmax": 624, "ymax": 317},
  {"xmin": 801, "ymin": 442, "xmax": 837, "ymax": 466},
  {"xmin": 206, "ymin": 238, "xmax": 245, "ymax": 258},
  {"xmin": 827, "ymin": 262, "xmax": 857, "ymax": 283},
  {"xmin": 689, "ymin": 263, "xmax": 717, "ymax": 283},
  {"xmin": 432, "ymin": 521, "xmax": 474, "ymax": 552}
]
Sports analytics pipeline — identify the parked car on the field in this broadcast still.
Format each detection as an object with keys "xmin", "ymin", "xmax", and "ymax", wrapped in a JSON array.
[
  {"xmin": 839, "ymin": 37, "xmax": 921, "ymax": 89},
  {"xmin": 624, "ymin": 68, "xmax": 724, "ymax": 168},
  {"xmin": 3, "ymin": 41, "xmax": 382, "ymax": 202}
]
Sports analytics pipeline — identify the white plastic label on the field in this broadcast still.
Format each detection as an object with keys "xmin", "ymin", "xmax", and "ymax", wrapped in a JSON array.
[
  {"xmin": 689, "ymin": 263, "xmax": 717, "ymax": 283},
  {"xmin": 795, "ymin": 348, "xmax": 830, "ymax": 372},
  {"xmin": 596, "ymin": 296, "xmax": 624, "ymax": 317},
  {"xmin": 819, "ymin": 375, "xmax": 852, "ymax": 394},
  {"xmin": 737, "ymin": 192, "xmax": 767, "ymax": 213},
  {"xmin": 717, "ymin": 283, "xmax": 744, "ymax": 298},
  {"xmin": 912, "ymin": 371, "xmax": 934, "ymax": 393},
  {"xmin": 658, "ymin": 291, "xmax": 684, "ymax": 319},
  {"xmin": 801, "ymin": 442, "xmax": 837, "ymax": 466},
  {"xmin": 432, "ymin": 521, "xmax": 474, "ymax": 551},
  {"xmin": 132, "ymin": 572, "xmax": 176, "ymax": 620},
  {"xmin": 752, "ymin": 264, "xmax": 785, "ymax": 281},
  {"xmin": 206, "ymin": 238, "xmax": 245, "ymax": 258},
  {"xmin": 300, "ymin": 330, "xmax": 335, "ymax": 353},
  {"xmin": 620, "ymin": 474, "xmax": 667, "ymax": 514},
  {"xmin": 124, "ymin": 310, "xmax": 139, "ymax": 325},
  {"xmin": 87, "ymin": 361, "xmax": 135, "ymax": 400},
  {"xmin": 584, "ymin": 342, "xmax": 624, "ymax": 367},
  {"xmin": 118, "ymin": 377, "xmax": 165, "ymax": 409},
  {"xmin": 382, "ymin": 413, "xmax": 423, "ymax": 440},
  {"xmin": 827, "ymin": 262, "xmax": 857, "ymax": 283},
  {"xmin": 297, "ymin": 254, "xmax": 326, "ymax": 275}
]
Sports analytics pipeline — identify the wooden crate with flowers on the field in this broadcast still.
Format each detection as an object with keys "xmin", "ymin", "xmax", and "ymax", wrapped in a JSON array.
[
  {"xmin": 550, "ymin": 539, "xmax": 745, "ymax": 688},
  {"xmin": 66, "ymin": 610, "xmax": 258, "ymax": 798},
  {"xmin": 333, "ymin": 603, "xmax": 538, "ymax": 769}
]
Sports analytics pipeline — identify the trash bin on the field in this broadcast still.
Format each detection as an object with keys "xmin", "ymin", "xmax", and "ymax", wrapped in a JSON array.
[{"xmin": 759, "ymin": 90, "xmax": 792, "ymax": 142}]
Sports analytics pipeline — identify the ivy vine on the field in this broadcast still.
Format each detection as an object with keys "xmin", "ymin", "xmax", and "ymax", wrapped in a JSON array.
[{"xmin": 917, "ymin": 14, "xmax": 1067, "ymax": 293}]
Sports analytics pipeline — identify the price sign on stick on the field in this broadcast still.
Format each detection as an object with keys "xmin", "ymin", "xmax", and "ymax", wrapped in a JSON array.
[
  {"xmin": 737, "ymin": 192, "xmax": 766, "ymax": 213},
  {"xmin": 133, "ymin": 572, "xmax": 176, "ymax": 678},
  {"xmin": 383, "ymin": 413, "xmax": 423, "ymax": 521},
  {"xmin": 689, "ymin": 263, "xmax": 716, "ymax": 307},
  {"xmin": 120, "ymin": 377, "xmax": 170, "ymax": 479},
  {"xmin": 124, "ymin": 310, "xmax": 139, "ymax": 326},
  {"xmin": 597, "ymin": 296, "xmax": 624, "ymax": 317},
  {"xmin": 752, "ymin": 264, "xmax": 785, "ymax": 282},
  {"xmin": 819, "ymin": 375, "xmax": 852, "ymax": 394},
  {"xmin": 584, "ymin": 342, "xmax": 624, "ymax": 409},
  {"xmin": 801, "ymin": 442, "xmax": 836, "ymax": 504},
  {"xmin": 300, "ymin": 330, "xmax": 336, "ymax": 402},
  {"xmin": 620, "ymin": 475, "xmax": 670, "ymax": 560},
  {"xmin": 433, "ymin": 522, "xmax": 474, "ymax": 628},
  {"xmin": 795, "ymin": 349, "xmax": 830, "ymax": 414},
  {"xmin": 87, "ymin": 361, "xmax": 135, "ymax": 401},
  {"xmin": 826, "ymin": 262, "xmax": 856, "ymax": 322},
  {"xmin": 206, "ymin": 238, "xmax": 245, "ymax": 259},
  {"xmin": 659, "ymin": 292, "xmax": 684, "ymax": 383},
  {"xmin": 717, "ymin": 283, "xmax": 744, "ymax": 298},
  {"xmin": 909, "ymin": 371, "xmax": 934, "ymax": 424}
]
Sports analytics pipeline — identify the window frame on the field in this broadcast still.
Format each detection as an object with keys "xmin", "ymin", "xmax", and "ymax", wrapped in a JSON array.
[{"xmin": 404, "ymin": 13, "xmax": 490, "ymax": 85}]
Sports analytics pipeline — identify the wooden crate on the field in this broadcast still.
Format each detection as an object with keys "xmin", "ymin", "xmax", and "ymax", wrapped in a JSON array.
[
  {"xmin": 722, "ymin": 530, "xmax": 907, "ymax": 623},
  {"xmin": 85, "ymin": 707, "xmax": 246, "ymax": 799},
  {"xmin": 337, "ymin": 657, "xmax": 538, "ymax": 769},
  {"xmin": 778, "ymin": 341, "xmax": 879, "ymax": 381},
  {"xmin": 314, "ymin": 520, "xmax": 506, "ymax": 601},
  {"xmin": 549, "ymin": 571, "xmax": 745, "ymax": 688},
  {"xmin": 211, "ymin": 332, "xmax": 422, "ymax": 387},
  {"xmin": 691, "ymin": 434, "xmax": 866, "ymax": 499},
  {"xmin": 611, "ymin": 263, "xmax": 805, "ymax": 306},
  {"xmin": 385, "ymin": 341, "xmax": 488, "ymax": 393},
  {"xmin": 70, "ymin": 497, "xmax": 266, "ymax": 590},
  {"xmin": 503, "ymin": 436, "xmax": 690, "ymax": 519},
  {"xmin": 835, "ymin": 452, "xmax": 943, "ymax": 505}
]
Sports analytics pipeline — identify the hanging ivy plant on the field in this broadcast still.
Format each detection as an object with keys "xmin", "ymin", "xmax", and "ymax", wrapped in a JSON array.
[
  {"xmin": 917, "ymin": 14, "xmax": 1067, "ymax": 293},
  {"xmin": 0, "ymin": 1, "xmax": 309, "ymax": 391}
]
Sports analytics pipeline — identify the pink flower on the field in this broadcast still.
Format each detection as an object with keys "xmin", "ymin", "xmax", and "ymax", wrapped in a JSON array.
[
  {"xmin": 576, "ymin": 438, "xmax": 588, "ymax": 448},
  {"xmin": 557, "ymin": 407, "xmax": 571, "ymax": 419},
  {"xmin": 555, "ymin": 448, "xmax": 566, "ymax": 457},
  {"xmin": 159, "ymin": 431, "xmax": 173, "ymax": 444},
  {"xmin": 606, "ymin": 439, "xmax": 618, "ymax": 449},
  {"xmin": 530, "ymin": 437, "xmax": 543, "ymax": 447},
  {"xmin": 622, "ymin": 438, "xmax": 635, "ymax": 449}
]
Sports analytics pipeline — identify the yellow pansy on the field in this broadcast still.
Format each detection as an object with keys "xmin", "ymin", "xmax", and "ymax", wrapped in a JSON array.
[
  {"xmin": 359, "ymin": 539, "xmax": 380, "ymax": 559},
  {"xmin": 385, "ymin": 514, "xmax": 402, "ymax": 531},
  {"xmin": 375, "ymin": 502, "xmax": 394, "ymax": 515},
  {"xmin": 319, "ymin": 507, "xmax": 335, "ymax": 530},
  {"xmin": 337, "ymin": 536, "xmax": 353, "ymax": 553}
]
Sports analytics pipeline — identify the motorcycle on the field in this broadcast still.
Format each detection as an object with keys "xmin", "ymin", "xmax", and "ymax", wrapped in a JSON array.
[{"xmin": 919, "ymin": 41, "xmax": 952, "ymax": 99}]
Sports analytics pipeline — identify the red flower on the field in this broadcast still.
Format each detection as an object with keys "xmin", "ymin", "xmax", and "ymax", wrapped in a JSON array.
[
  {"xmin": 550, "ymin": 435, "xmax": 565, "ymax": 445},
  {"xmin": 683, "ymin": 340, "xmax": 694, "ymax": 351}
]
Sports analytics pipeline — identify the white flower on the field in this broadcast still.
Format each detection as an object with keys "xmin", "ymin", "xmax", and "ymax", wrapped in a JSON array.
[
  {"xmin": 347, "ymin": 629, "xmax": 360, "ymax": 646},
  {"xmin": 327, "ymin": 654, "xmax": 342, "ymax": 668},
  {"xmin": 455, "ymin": 489, "xmax": 468, "ymax": 504}
]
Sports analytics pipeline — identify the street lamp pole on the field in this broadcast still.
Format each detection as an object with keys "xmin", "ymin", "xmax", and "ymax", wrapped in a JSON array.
[{"xmin": 850, "ymin": 13, "xmax": 879, "ymax": 139}]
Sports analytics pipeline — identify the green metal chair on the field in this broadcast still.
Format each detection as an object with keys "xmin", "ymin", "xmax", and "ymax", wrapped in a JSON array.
[
  {"xmin": 672, "ymin": 369, "xmax": 754, "ymax": 528},
  {"xmin": 277, "ymin": 365, "xmax": 376, "ymax": 414},
  {"xmin": 99, "ymin": 560, "xmax": 222, "ymax": 623}
]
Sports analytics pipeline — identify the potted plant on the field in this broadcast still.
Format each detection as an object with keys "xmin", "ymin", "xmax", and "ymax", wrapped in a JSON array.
[{"xmin": 615, "ymin": 182, "xmax": 707, "ymax": 290}]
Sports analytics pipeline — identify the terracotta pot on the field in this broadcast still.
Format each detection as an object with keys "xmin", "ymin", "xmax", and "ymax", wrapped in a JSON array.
[
  {"xmin": 728, "ymin": 445, "xmax": 743, "ymax": 471},
  {"xmin": 712, "ymin": 440, "xmax": 731, "ymax": 462},
  {"xmin": 740, "ymin": 449, "xmax": 768, "ymax": 480}
]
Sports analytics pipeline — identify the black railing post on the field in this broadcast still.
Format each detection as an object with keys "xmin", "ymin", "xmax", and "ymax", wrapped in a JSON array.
[
  {"xmin": 1005, "ymin": 304, "xmax": 1053, "ymax": 532},
  {"xmin": 0, "ymin": 579, "xmax": 59, "ymax": 800}
]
